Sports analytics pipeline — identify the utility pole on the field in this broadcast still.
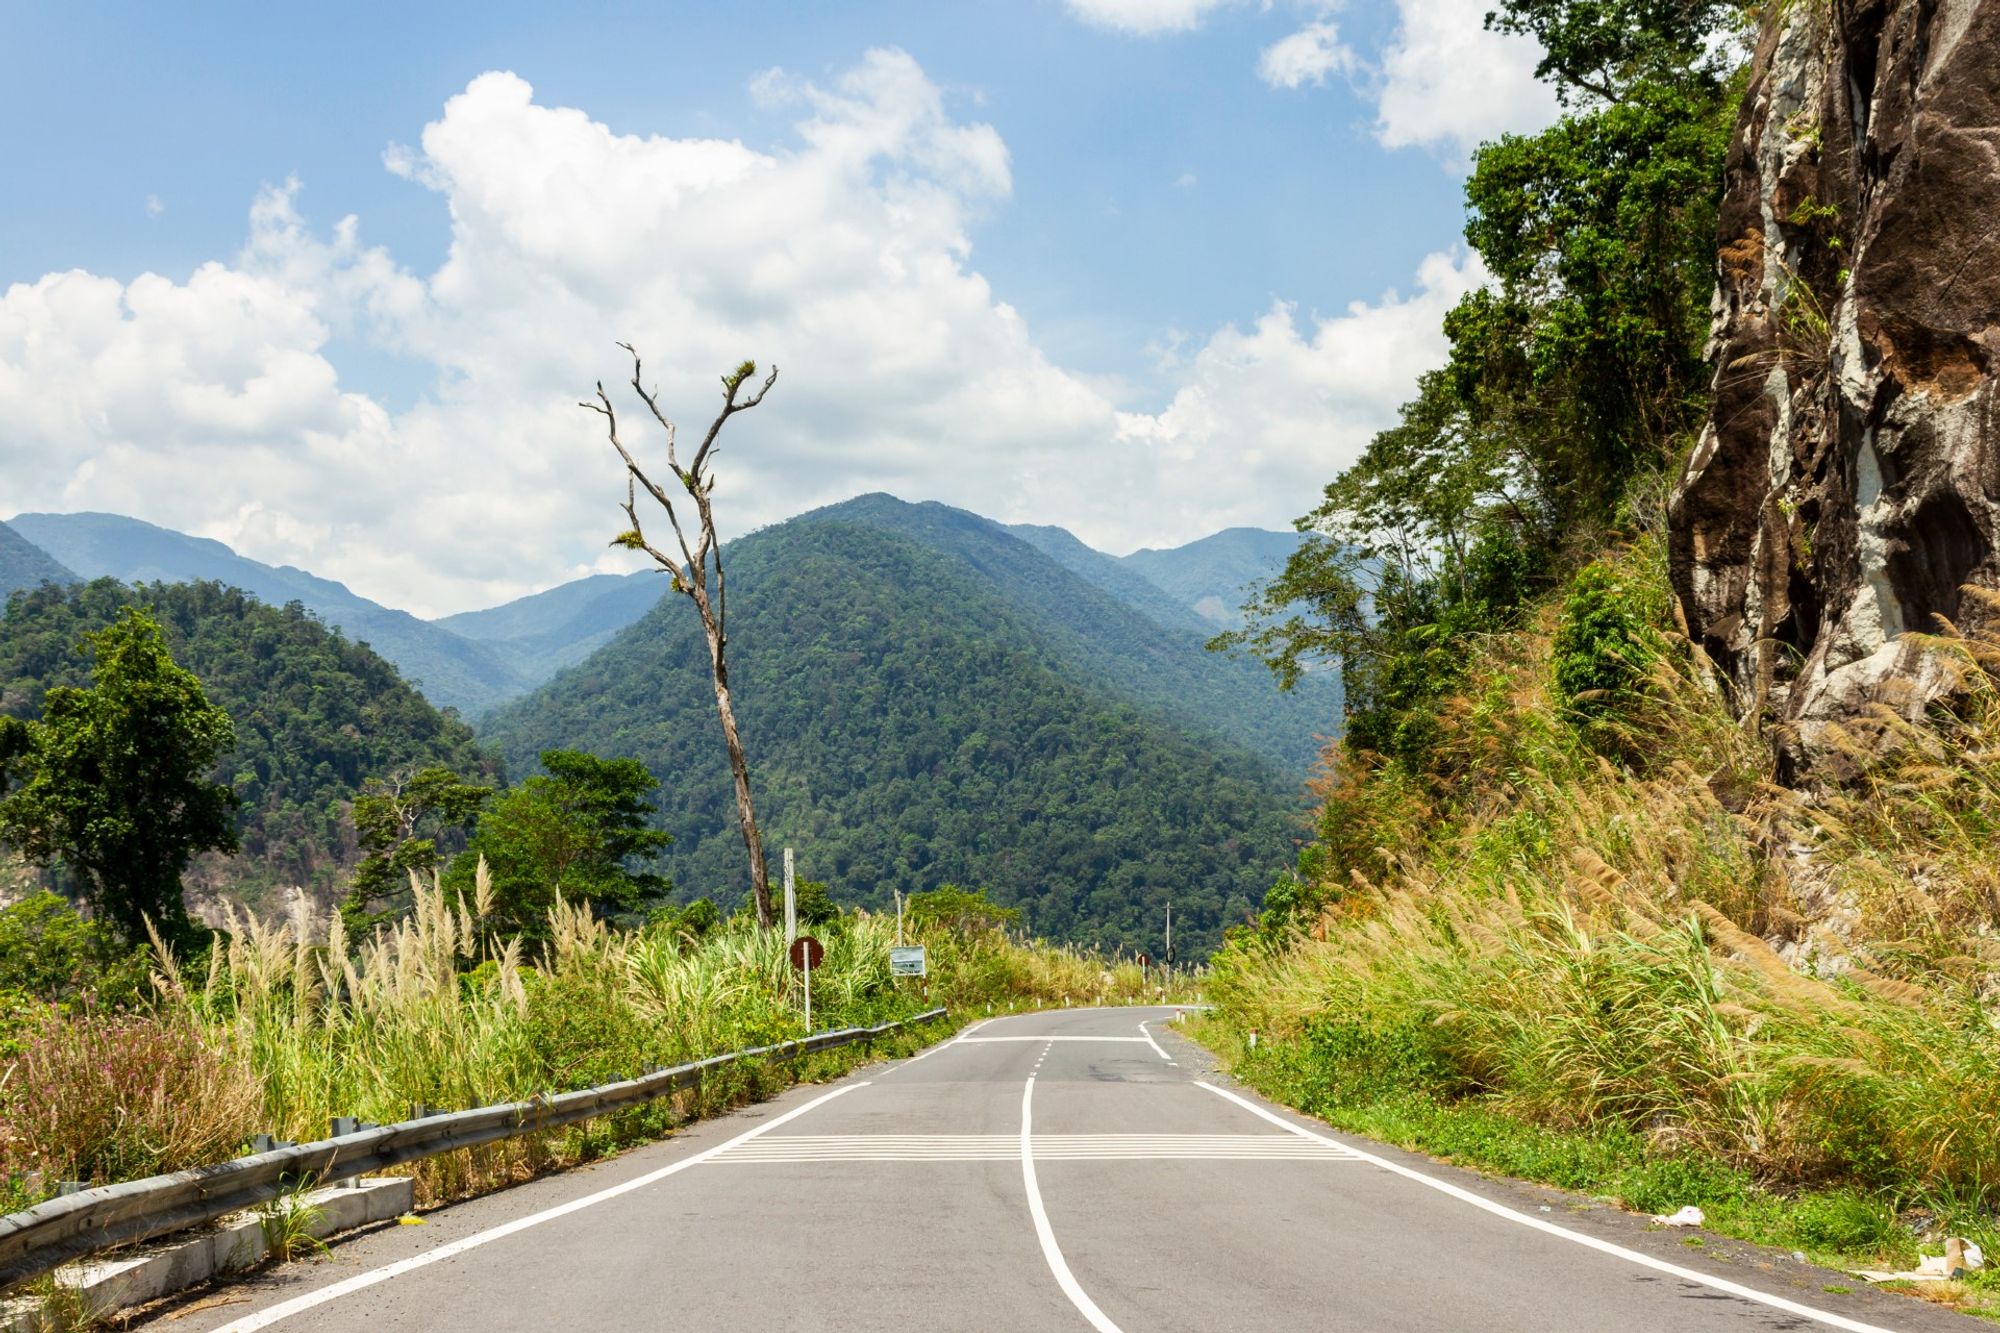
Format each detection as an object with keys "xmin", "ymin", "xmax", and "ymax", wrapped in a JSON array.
[
  {"xmin": 895, "ymin": 889, "xmax": 904, "ymax": 946},
  {"xmin": 783, "ymin": 847, "xmax": 797, "ymax": 945},
  {"xmin": 1165, "ymin": 902, "xmax": 1173, "ymax": 982}
]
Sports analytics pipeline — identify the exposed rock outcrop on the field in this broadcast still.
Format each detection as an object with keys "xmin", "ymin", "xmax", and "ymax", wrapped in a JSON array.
[{"xmin": 1671, "ymin": 0, "xmax": 2000, "ymax": 766}]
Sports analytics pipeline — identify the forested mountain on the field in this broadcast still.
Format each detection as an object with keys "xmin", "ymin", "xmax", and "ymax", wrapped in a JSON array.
[
  {"xmin": 0, "ymin": 521, "xmax": 75, "ymax": 601},
  {"xmin": 481, "ymin": 517, "xmax": 1305, "ymax": 957},
  {"xmin": 1002, "ymin": 523, "xmax": 1213, "ymax": 633},
  {"xmin": 0, "ymin": 579, "xmax": 499, "ymax": 905},
  {"xmin": 7, "ymin": 512, "xmax": 524, "ymax": 716},
  {"xmin": 436, "ymin": 571, "xmax": 665, "ymax": 682},
  {"xmin": 795, "ymin": 495, "xmax": 1338, "ymax": 773},
  {"xmin": 1123, "ymin": 528, "xmax": 1305, "ymax": 627}
]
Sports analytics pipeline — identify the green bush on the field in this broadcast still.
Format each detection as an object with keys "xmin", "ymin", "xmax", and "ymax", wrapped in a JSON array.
[
  {"xmin": 0, "ymin": 893, "xmax": 148, "ymax": 1008},
  {"xmin": 1551, "ymin": 561, "xmax": 1665, "ymax": 720},
  {"xmin": 1785, "ymin": 1189, "xmax": 1901, "ymax": 1255}
]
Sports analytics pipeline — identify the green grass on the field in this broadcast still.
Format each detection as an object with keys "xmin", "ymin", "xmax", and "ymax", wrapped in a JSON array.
[{"xmin": 1192, "ymin": 1014, "xmax": 2000, "ymax": 1319}]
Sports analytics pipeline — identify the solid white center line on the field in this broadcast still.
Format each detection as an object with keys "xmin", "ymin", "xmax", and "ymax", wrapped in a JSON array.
[
  {"xmin": 1195, "ymin": 1082, "xmax": 1900, "ymax": 1333},
  {"xmin": 1021, "ymin": 1074, "xmax": 1123, "ymax": 1333},
  {"xmin": 1136, "ymin": 1021, "xmax": 1169, "ymax": 1061},
  {"xmin": 208, "ymin": 1083, "xmax": 868, "ymax": 1333}
]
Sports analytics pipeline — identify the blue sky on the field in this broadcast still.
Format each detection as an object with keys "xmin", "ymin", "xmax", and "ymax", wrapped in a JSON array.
[{"xmin": 0, "ymin": 0, "xmax": 1555, "ymax": 614}]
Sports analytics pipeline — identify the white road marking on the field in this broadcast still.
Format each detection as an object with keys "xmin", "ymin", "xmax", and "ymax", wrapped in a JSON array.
[
  {"xmin": 962, "ymin": 1035, "xmax": 1152, "ymax": 1043},
  {"xmin": 1196, "ymin": 1083, "xmax": 1901, "ymax": 1333},
  {"xmin": 1136, "ymin": 1021, "xmax": 1169, "ymax": 1061},
  {"xmin": 208, "ymin": 1083, "xmax": 867, "ymax": 1332},
  {"xmin": 707, "ymin": 1134, "xmax": 1358, "ymax": 1163},
  {"xmin": 1021, "ymin": 1075, "xmax": 1123, "ymax": 1333},
  {"xmin": 881, "ymin": 1017, "xmax": 995, "ymax": 1074}
]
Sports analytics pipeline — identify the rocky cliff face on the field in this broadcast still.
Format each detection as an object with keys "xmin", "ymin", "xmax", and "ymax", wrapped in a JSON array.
[{"xmin": 1671, "ymin": 0, "xmax": 2000, "ymax": 767}]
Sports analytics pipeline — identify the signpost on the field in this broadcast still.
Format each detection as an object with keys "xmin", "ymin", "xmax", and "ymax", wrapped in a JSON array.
[
  {"xmin": 889, "ymin": 945, "xmax": 927, "ymax": 977},
  {"xmin": 789, "ymin": 934, "xmax": 824, "ymax": 1030}
]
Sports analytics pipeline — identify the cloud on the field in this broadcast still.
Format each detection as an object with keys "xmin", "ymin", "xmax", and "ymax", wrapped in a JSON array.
[
  {"xmin": 1114, "ymin": 250, "xmax": 1485, "ymax": 529},
  {"xmin": 1257, "ymin": 20, "xmax": 1355, "ymax": 89},
  {"xmin": 144, "ymin": 194, "xmax": 165, "ymax": 218},
  {"xmin": 1175, "ymin": 171, "xmax": 1198, "ymax": 189},
  {"xmin": 1371, "ymin": 0, "xmax": 1558, "ymax": 158},
  {"xmin": 0, "ymin": 53, "xmax": 1472, "ymax": 615},
  {"xmin": 1063, "ymin": 0, "xmax": 1235, "ymax": 35}
]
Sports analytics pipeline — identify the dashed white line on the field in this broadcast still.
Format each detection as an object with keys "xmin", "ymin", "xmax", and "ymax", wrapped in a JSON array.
[
  {"xmin": 961, "ymin": 1035, "xmax": 1153, "ymax": 1044},
  {"xmin": 1020, "ymin": 1075, "xmax": 1123, "ymax": 1333},
  {"xmin": 1195, "ymin": 1082, "xmax": 1900, "ymax": 1333},
  {"xmin": 208, "ymin": 1083, "xmax": 866, "ymax": 1332}
]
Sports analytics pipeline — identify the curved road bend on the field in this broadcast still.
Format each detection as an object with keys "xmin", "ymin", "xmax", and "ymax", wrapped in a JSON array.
[{"xmin": 152, "ymin": 1007, "xmax": 1972, "ymax": 1332}]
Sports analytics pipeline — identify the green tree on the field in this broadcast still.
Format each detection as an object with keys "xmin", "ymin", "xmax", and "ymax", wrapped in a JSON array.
[
  {"xmin": 1224, "ymin": 0, "xmax": 1733, "ymax": 778},
  {"xmin": 0, "ymin": 608, "xmax": 237, "ymax": 946},
  {"xmin": 341, "ymin": 765, "xmax": 495, "ymax": 930},
  {"xmin": 449, "ymin": 749, "xmax": 671, "ymax": 938}
]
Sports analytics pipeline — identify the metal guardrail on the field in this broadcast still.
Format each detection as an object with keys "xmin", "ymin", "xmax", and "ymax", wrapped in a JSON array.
[{"xmin": 0, "ymin": 1007, "xmax": 948, "ymax": 1290}]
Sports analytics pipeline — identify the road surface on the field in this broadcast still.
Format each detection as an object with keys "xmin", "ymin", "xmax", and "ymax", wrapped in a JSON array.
[{"xmin": 150, "ymin": 1007, "xmax": 1973, "ymax": 1331}]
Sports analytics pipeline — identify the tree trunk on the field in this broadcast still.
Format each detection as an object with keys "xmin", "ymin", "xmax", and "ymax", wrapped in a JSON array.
[{"xmin": 706, "ymin": 629, "xmax": 771, "ymax": 928}]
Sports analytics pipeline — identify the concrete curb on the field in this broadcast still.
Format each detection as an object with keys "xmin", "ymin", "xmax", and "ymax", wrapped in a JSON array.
[{"xmin": 0, "ymin": 1177, "xmax": 412, "ymax": 1332}]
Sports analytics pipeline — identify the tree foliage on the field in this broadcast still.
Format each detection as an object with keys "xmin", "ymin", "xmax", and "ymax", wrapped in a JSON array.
[
  {"xmin": 0, "ymin": 609, "xmax": 237, "ymax": 945},
  {"xmin": 1225, "ymin": 0, "xmax": 1735, "ymax": 784},
  {"xmin": 445, "ymin": 748, "xmax": 671, "ymax": 939},
  {"xmin": 341, "ymin": 765, "xmax": 495, "ymax": 929},
  {"xmin": 485, "ymin": 521, "xmax": 1297, "ymax": 958},
  {"xmin": 0, "ymin": 579, "xmax": 500, "ymax": 905}
]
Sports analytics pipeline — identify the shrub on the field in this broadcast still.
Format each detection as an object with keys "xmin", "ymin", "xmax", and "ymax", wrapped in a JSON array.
[
  {"xmin": 1551, "ymin": 561, "xmax": 1664, "ymax": 722},
  {"xmin": 0, "ymin": 1005, "xmax": 259, "ymax": 1186},
  {"xmin": 0, "ymin": 892, "xmax": 147, "ymax": 1008}
]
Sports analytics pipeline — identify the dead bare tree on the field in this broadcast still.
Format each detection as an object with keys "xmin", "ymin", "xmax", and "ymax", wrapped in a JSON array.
[{"xmin": 584, "ymin": 345, "xmax": 779, "ymax": 929}]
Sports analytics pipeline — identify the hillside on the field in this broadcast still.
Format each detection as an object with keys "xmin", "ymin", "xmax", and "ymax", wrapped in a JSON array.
[
  {"xmin": 481, "ymin": 518, "xmax": 1302, "ymax": 957},
  {"xmin": 798, "ymin": 495, "xmax": 1338, "ymax": 773},
  {"xmin": 0, "ymin": 520, "xmax": 75, "ymax": 601},
  {"xmin": 7, "ymin": 512, "xmax": 524, "ymax": 717},
  {"xmin": 1002, "ymin": 523, "xmax": 1213, "ymax": 633},
  {"xmin": 436, "ymin": 571, "xmax": 665, "ymax": 682},
  {"xmin": 1123, "ymin": 528, "xmax": 1304, "ymax": 627},
  {"xmin": 0, "ymin": 579, "xmax": 500, "ymax": 906}
]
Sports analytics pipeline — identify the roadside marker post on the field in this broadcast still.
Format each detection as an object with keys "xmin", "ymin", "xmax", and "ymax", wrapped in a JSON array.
[
  {"xmin": 789, "ymin": 934, "xmax": 825, "ymax": 1031},
  {"xmin": 783, "ymin": 847, "xmax": 797, "ymax": 945}
]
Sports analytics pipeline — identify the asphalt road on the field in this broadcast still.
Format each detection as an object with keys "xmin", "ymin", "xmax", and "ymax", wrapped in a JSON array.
[{"xmin": 149, "ymin": 1007, "xmax": 1977, "ymax": 1332}]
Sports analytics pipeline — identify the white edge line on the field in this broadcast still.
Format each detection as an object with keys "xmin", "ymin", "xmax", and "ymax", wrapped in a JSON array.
[
  {"xmin": 210, "ymin": 1082, "xmax": 868, "ymax": 1333},
  {"xmin": 883, "ymin": 1016, "xmax": 990, "ymax": 1074},
  {"xmin": 1136, "ymin": 1021, "xmax": 1170, "ymax": 1061},
  {"xmin": 1021, "ymin": 1075, "xmax": 1123, "ymax": 1333},
  {"xmin": 1194, "ymin": 1082, "xmax": 1899, "ymax": 1333}
]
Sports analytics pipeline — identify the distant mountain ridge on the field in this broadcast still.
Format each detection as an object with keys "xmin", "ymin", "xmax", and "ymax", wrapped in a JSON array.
[
  {"xmin": 1123, "ymin": 527, "xmax": 1305, "ymax": 628},
  {"xmin": 482, "ymin": 508, "xmax": 1306, "ymax": 956},
  {"xmin": 7, "ymin": 512, "xmax": 526, "ymax": 717},
  {"xmin": 437, "ymin": 571, "xmax": 665, "ymax": 682},
  {"xmin": 0, "ymin": 520, "xmax": 76, "ymax": 601}
]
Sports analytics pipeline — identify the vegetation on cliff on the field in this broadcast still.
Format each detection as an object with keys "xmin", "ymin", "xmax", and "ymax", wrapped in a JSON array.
[{"xmin": 1203, "ymin": 0, "xmax": 2000, "ymax": 1306}]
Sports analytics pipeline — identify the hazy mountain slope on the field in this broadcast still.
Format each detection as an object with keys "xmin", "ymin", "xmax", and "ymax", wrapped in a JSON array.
[
  {"xmin": 0, "ymin": 579, "xmax": 499, "ymax": 906},
  {"xmin": 1002, "ymin": 523, "xmax": 1212, "ymax": 633},
  {"xmin": 481, "ymin": 520, "xmax": 1300, "ymax": 957},
  {"xmin": 796, "ymin": 495, "xmax": 1338, "ymax": 773},
  {"xmin": 8, "ymin": 512, "xmax": 524, "ymax": 716},
  {"xmin": 437, "ymin": 571, "xmax": 666, "ymax": 681},
  {"xmin": 0, "ymin": 520, "xmax": 76, "ymax": 601},
  {"xmin": 1123, "ymin": 527, "xmax": 1304, "ymax": 628}
]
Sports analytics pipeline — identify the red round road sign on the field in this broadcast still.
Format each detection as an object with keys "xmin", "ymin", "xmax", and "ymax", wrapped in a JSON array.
[{"xmin": 788, "ymin": 935, "xmax": 825, "ymax": 970}]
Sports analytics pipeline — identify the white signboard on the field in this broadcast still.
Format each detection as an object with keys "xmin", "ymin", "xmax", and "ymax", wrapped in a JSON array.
[{"xmin": 889, "ymin": 946, "xmax": 928, "ymax": 977}]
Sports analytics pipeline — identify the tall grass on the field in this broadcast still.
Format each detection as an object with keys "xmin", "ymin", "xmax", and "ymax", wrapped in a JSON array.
[
  {"xmin": 1209, "ymin": 537, "xmax": 2000, "ymax": 1238},
  {"xmin": 1, "ymin": 867, "xmax": 1184, "ymax": 1209}
]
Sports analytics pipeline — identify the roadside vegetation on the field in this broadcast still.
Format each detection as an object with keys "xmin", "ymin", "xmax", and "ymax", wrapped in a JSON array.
[
  {"xmin": 0, "ymin": 878, "xmax": 1185, "ymax": 1218},
  {"xmin": 1201, "ymin": 0, "xmax": 2000, "ymax": 1316}
]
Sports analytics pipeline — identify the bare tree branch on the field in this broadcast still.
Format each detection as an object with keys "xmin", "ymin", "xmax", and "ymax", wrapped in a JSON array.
[{"xmin": 583, "ymin": 343, "xmax": 781, "ymax": 928}]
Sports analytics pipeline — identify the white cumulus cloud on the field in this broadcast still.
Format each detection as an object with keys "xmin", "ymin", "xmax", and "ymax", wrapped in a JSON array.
[
  {"xmin": 1371, "ymin": 0, "xmax": 1558, "ymax": 158},
  {"xmin": 1258, "ymin": 20, "xmax": 1355, "ymax": 89},
  {"xmin": 0, "ymin": 52, "xmax": 1474, "ymax": 616},
  {"xmin": 1063, "ymin": 0, "xmax": 1236, "ymax": 35}
]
